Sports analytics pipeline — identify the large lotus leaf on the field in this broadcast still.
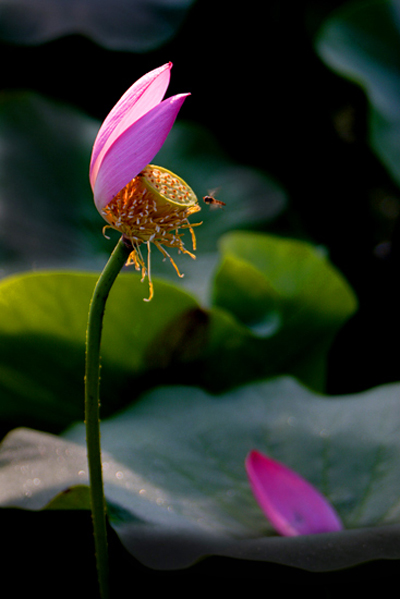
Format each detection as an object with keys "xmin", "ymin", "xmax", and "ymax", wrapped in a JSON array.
[
  {"xmin": 0, "ymin": 0, "xmax": 195, "ymax": 51},
  {"xmin": 0, "ymin": 230, "xmax": 357, "ymax": 433},
  {"xmin": 0, "ymin": 271, "xmax": 199, "ymax": 431},
  {"xmin": 200, "ymin": 232, "xmax": 358, "ymax": 391},
  {"xmin": 0, "ymin": 91, "xmax": 287, "ymax": 298},
  {"xmin": 316, "ymin": 0, "xmax": 400, "ymax": 187},
  {"xmin": 1, "ymin": 377, "xmax": 400, "ymax": 572}
]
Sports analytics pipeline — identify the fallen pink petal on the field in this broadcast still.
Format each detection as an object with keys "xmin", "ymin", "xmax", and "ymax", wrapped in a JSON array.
[{"xmin": 245, "ymin": 450, "xmax": 343, "ymax": 536}]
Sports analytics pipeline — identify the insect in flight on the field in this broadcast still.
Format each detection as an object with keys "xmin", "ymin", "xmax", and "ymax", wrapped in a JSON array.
[{"xmin": 202, "ymin": 190, "xmax": 226, "ymax": 209}]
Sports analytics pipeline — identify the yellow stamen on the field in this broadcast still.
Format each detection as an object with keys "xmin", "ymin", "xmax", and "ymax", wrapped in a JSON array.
[
  {"xmin": 143, "ymin": 241, "xmax": 154, "ymax": 302},
  {"xmin": 154, "ymin": 240, "xmax": 184, "ymax": 278},
  {"xmin": 101, "ymin": 165, "xmax": 201, "ymax": 300},
  {"xmin": 102, "ymin": 225, "xmax": 112, "ymax": 240}
]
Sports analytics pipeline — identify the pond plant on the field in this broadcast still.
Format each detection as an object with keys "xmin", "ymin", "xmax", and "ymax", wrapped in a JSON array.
[{"xmin": 1, "ymin": 1, "xmax": 400, "ymax": 596}]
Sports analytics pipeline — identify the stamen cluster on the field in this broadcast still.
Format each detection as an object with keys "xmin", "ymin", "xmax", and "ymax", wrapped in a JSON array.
[{"xmin": 101, "ymin": 165, "xmax": 201, "ymax": 300}]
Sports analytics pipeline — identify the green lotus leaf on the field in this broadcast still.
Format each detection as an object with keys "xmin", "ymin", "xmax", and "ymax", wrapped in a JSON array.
[
  {"xmin": 1, "ymin": 377, "xmax": 400, "ymax": 572},
  {"xmin": 203, "ymin": 232, "xmax": 358, "ymax": 391},
  {"xmin": 0, "ymin": 271, "xmax": 199, "ymax": 431}
]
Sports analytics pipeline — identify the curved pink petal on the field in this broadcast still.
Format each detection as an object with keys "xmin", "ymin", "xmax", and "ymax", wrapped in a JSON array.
[
  {"xmin": 245, "ymin": 450, "xmax": 343, "ymax": 536},
  {"xmin": 93, "ymin": 93, "xmax": 189, "ymax": 211},
  {"xmin": 90, "ymin": 62, "xmax": 172, "ymax": 189}
]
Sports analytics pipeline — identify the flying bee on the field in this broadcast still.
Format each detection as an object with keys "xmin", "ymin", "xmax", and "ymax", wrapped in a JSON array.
[{"xmin": 203, "ymin": 190, "xmax": 226, "ymax": 209}]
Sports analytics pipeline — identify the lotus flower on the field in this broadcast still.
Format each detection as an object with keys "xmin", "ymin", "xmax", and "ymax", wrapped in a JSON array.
[
  {"xmin": 245, "ymin": 450, "xmax": 343, "ymax": 536},
  {"xmin": 89, "ymin": 62, "xmax": 201, "ymax": 300}
]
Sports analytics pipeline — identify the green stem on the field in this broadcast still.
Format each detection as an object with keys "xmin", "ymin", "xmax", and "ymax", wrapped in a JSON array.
[{"xmin": 85, "ymin": 236, "xmax": 132, "ymax": 599}]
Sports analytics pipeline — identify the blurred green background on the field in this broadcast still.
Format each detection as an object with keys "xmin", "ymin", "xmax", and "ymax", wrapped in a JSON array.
[{"xmin": 1, "ymin": 0, "xmax": 398, "ymax": 396}]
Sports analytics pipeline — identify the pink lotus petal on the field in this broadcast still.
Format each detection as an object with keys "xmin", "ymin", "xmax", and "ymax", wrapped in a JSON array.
[
  {"xmin": 245, "ymin": 450, "xmax": 343, "ymax": 536},
  {"xmin": 93, "ymin": 93, "xmax": 189, "ymax": 211},
  {"xmin": 90, "ymin": 62, "xmax": 172, "ymax": 189}
]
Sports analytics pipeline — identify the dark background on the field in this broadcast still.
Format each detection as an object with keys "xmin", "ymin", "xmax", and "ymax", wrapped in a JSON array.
[
  {"xmin": 2, "ymin": 0, "xmax": 399, "ymax": 395},
  {"xmin": 1, "ymin": 0, "xmax": 399, "ymax": 588}
]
